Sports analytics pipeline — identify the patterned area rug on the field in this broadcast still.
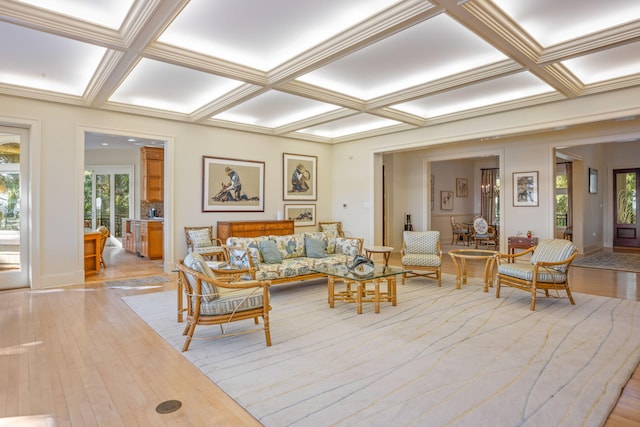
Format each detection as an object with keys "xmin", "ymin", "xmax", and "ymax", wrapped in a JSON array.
[
  {"xmin": 123, "ymin": 275, "xmax": 640, "ymax": 427},
  {"xmin": 104, "ymin": 275, "xmax": 171, "ymax": 288},
  {"xmin": 573, "ymin": 252, "xmax": 640, "ymax": 273}
]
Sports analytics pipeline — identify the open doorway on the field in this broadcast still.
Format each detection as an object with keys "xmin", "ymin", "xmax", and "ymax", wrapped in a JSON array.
[{"xmin": 84, "ymin": 131, "xmax": 166, "ymax": 280}]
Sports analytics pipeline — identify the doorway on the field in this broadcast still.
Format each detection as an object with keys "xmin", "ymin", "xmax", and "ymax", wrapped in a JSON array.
[
  {"xmin": 84, "ymin": 131, "xmax": 168, "ymax": 279},
  {"xmin": 0, "ymin": 126, "xmax": 29, "ymax": 289},
  {"xmin": 613, "ymin": 168, "xmax": 640, "ymax": 248}
]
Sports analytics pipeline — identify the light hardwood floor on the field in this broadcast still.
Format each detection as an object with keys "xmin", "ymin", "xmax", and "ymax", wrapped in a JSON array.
[{"xmin": 0, "ymin": 244, "xmax": 638, "ymax": 426}]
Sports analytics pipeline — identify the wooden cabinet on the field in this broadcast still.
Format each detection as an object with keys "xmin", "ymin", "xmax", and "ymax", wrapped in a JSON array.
[
  {"xmin": 217, "ymin": 220, "xmax": 294, "ymax": 242},
  {"xmin": 122, "ymin": 219, "xmax": 163, "ymax": 259},
  {"xmin": 507, "ymin": 236, "xmax": 538, "ymax": 257},
  {"xmin": 84, "ymin": 231, "xmax": 101, "ymax": 275},
  {"xmin": 141, "ymin": 147, "xmax": 164, "ymax": 202}
]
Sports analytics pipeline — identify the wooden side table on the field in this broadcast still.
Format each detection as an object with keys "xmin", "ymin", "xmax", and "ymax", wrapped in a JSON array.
[
  {"xmin": 507, "ymin": 236, "xmax": 538, "ymax": 261},
  {"xmin": 364, "ymin": 246, "xmax": 394, "ymax": 267}
]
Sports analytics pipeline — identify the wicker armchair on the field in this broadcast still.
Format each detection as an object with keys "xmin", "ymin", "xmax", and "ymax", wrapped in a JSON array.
[
  {"xmin": 401, "ymin": 231, "xmax": 442, "ymax": 286},
  {"xmin": 176, "ymin": 252, "xmax": 271, "ymax": 351},
  {"xmin": 496, "ymin": 239, "xmax": 578, "ymax": 310},
  {"xmin": 450, "ymin": 216, "xmax": 470, "ymax": 245},
  {"xmin": 318, "ymin": 221, "xmax": 345, "ymax": 237},
  {"xmin": 184, "ymin": 226, "xmax": 226, "ymax": 260}
]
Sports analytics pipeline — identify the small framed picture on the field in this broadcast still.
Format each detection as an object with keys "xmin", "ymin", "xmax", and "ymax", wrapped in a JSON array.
[
  {"xmin": 513, "ymin": 171, "xmax": 538, "ymax": 207},
  {"xmin": 589, "ymin": 168, "xmax": 598, "ymax": 194},
  {"xmin": 283, "ymin": 153, "xmax": 317, "ymax": 201},
  {"xmin": 440, "ymin": 191, "xmax": 454, "ymax": 210},
  {"xmin": 284, "ymin": 204, "xmax": 316, "ymax": 226},
  {"xmin": 456, "ymin": 178, "xmax": 468, "ymax": 197}
]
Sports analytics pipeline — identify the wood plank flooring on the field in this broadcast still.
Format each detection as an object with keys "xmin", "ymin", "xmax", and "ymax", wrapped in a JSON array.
[{"xmin": 0, "ymin": 244, "xmax": 638, "ymax": 426}]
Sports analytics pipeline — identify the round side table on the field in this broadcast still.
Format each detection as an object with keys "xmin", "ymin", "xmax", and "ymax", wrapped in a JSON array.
[{"xmin": 364, "ymin": 246, "xmax": 394, "ymax": 267}]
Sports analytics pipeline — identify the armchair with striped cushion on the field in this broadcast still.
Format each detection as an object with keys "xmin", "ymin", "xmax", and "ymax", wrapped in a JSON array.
[{"xmin": 496, "ymin": 238, "xmax": 578, "ymax": 310}]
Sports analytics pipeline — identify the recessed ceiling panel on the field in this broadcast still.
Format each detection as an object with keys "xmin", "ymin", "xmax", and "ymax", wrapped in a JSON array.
[
  {"xmin": 493, "ymin": 0, "xmax": 640, "ymax": 47},
  {"xmin": 0, "ymin": 22, "xmax": 106, "ymax": 95},
  {"xmin": 213, "ymin": 91, "xmax": 340, "ymax": 128},
  {"xmin": 297, "ymin": 14, "xmax": 508, "ymax": 100},
  {"xmin": 563, "ymin": 41, "xmax": 640, "ymax": 84},
  {"xmin": 297, "ymin": 113, "xmax": 402, "ymax": 138},
  {"xmin": 392, "ymin": 72, "xmax": 555, "ymax": 119},
  {"xmin": 17, "ymin": 0, "xmax": 134, "ymax": 29},
  {"xmin": 158, "ymin": 0, "xmax": 400, "ymax": 71},
  {"xmin": 109, "ymin": 58, "xmax": 244, "ymax": 113}
]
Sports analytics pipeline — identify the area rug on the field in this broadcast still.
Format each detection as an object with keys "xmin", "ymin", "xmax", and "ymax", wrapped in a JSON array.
[
  {"xmin": 104, "ymin": 275, "xmax": 171, "ymax": 289},
  {"xmin": 572, "ymin": 252, "xmax": 640, "ymax": 273},
  {"xmin": 123, "ymin": 275, "xmax": 640, "ymax": 427}
]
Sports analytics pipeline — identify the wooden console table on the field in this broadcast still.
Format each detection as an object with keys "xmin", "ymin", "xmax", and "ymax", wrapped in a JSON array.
[
  {"xmin": 507, "ymin": 236, "xmax": 538, "ymax": 261},
  {"xmin": 217, "ymin": 219, "xmax": 294, "ymax": 241}
]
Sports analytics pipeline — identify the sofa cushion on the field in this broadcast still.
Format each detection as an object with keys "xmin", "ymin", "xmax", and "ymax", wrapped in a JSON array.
[
  {"xmin": 305, "ymin": 237, "xmax": 327, "ymax": 258},
  {"xmin": 199, "ymin": 287, "xmax": 265, "ymax": 316},
  {"xmin": 304, "ymin": 232, "xmax": 336, "ymax": 254},
  {"xmin": 259, "ymin": 239, "xmax": 283, "ymax": 264},
  {"xmin": 335, "ymin": 237, "xmax": 361, "ymax": 257},
  {"xmin": 271, "ymin": 234, "xmax": 306, "ymax": 259},
  {"xmin": 183, "ymin": 252, "xmax": 218, "ymax": 302},
  {"xmin": 226, "ymin": 236, "xmax": 270, "ymax": 262},
  {"xmin": 498, "ymin": 263, "xmax": 568, "ymax": 283}
]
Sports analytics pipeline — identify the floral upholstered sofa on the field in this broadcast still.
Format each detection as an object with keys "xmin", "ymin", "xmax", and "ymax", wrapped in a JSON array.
[{"xmin": 225, "ymin": 232, "xmax": 363, "ymax": 285}]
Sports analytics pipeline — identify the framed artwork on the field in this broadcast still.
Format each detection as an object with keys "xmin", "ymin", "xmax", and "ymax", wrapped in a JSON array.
[
  {"xmin": 283, "ymin": 153, "xmax": 317, "ymax": 201},
  {"xmin": 284, "ymin": 204, "xmax": 316, "ymax": 226},
  {"xmin": 440, "ymin": 191, "xmax": 454, "ymax": 210},
  {"xmin": 202, "ymin": 156, "xmax": 265, "ymax": 212},
  {"xmin": 589, "ymin": 168, "xmax": 598, "ymax": 194},
  {"xmin": 513, "ymin": 171, "xmax": 539, "ymax": 207},
  {"xmin": 456, "ymin": 178, "xmax": 468, "ymax": 197}
]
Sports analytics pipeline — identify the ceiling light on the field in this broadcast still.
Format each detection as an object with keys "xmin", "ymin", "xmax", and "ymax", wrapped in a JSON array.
[{"xmin": 128, "ymin": 138, "xmax": 136, "ymax": 142}]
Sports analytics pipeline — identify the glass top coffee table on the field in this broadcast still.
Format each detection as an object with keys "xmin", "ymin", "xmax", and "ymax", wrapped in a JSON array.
[
  {"xmin": 448, "ymin": 249, "xmax": 497, "ymax": 292},
  {"xmin": 312, "ymin": 264, "xmax": 409, "ymax": 314}
]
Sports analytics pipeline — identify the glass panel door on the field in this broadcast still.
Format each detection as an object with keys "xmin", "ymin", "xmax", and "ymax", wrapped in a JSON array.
[
  {"xmin": 84, "ymin": 166, "xmax": 133, "ymax": 240},
  {"xmin": 613, "ymin": 169, "xmax": 639, "ymax": 247},
  {"xmin": 0, "ymin": 126, "xmax": 28, "ymax": 289}
]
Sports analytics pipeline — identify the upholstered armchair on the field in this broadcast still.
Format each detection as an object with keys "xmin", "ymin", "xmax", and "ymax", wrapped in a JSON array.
[
  {"xmin": 450, "ymin": 216, "xmax": 470, "ymax": 245},
  {"xmin": 176, "ymin": 252, "xmax": 271, "ymax": 351},
  {"xmin": 496, "ymin": 239, "xmax": 578, "ymax": 310},
  {"xmin": 401, "ymin": 231, "xmax": 442, "ymax": 286},
  {"xmin": 184, "ymin": 226, "xmax": 227, "ymax": 261}
]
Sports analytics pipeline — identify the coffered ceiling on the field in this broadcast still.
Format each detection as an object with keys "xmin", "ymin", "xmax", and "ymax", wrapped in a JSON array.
[{"xmin": 1, "ymin": 0, "xmax": 639, "ymax": 144}]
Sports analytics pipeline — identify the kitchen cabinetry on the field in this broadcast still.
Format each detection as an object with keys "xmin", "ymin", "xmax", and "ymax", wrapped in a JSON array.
[
  {"xmin": 141, "ymin": 147, "xmax": 164, "ymax": 202},
  {"xmin": 216, "ymin": 219, "xmax": 294, "ymax": 242},
  {"xmin": 122, "ymin": 219, "xmax": 163, "ymax": 259}
]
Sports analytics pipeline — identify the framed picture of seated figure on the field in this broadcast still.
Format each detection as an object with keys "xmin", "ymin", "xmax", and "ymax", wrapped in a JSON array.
[
  {"xmin": 202, "ymin": 156, "xmax": 265, "ymax": 212},
  {"xmin": 283, "ymin": 153, "xmax": 317, "ymax": 201}
]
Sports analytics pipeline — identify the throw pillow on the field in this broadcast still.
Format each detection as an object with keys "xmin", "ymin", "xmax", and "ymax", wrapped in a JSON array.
[
  {"xmin": 305, "ymin": 237, "xmax": 327, "ymax": 258},
  {"xmin": 183, "ymin": 252, "xmax": 218, "ymax": 301},
  {"xmin": 320, "ymin": 223, "xmax": 339, "ymax": 235},
  {"xmin": 259, "ymin": 239, "xmax": 283, "ymax": 264}
]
